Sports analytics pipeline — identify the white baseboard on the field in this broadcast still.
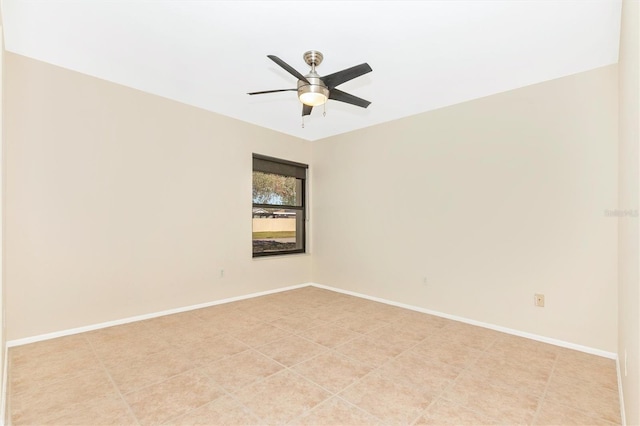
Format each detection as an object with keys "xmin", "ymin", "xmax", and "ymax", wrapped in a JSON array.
[
  {"xmin": 616, "ymin": 356, "xmax": 627, "ymax": 425},
  {"xmin": 6, "ymin": 281, "xmax": 618, "ymax": 361},
  {"xmin": 6, "ymin": 283, "xmax": 309, "ymax": 348},
  {"xmin": 310, "ymin": 283, "xmax": 618, "ymax": 359},
  {"xmin": 4, "ymin": 281, "xmax": 626, "ymax": 425}
]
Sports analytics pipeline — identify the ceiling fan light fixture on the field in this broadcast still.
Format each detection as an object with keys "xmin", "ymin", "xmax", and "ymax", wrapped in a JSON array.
[
  {"xmin": 297, "ymin": 75, "xmax": 329, "ymax": 106},
  {"xmin": 299, "ymin": 90, "xmax": 328, "ymax": 106}
]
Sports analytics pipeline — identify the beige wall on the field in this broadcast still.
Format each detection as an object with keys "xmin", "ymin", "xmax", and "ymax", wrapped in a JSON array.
[
  {"xmin": 0, "ymin": 26, "xmax": 5, "ymax": 423},
  {"xmin": 618, "ymin": 0, "xmax": 640, "ymax": 423},
  {"xmin": 4, "ymin": 53, "xmax": 312, "ymax": 340},
  {"xmin": 312, "ymin": 65, "xmax": 619, "ymax": 352},
  {"xmin": 2, "ymin": 44, "xmax": 624, "ymax": 359}
]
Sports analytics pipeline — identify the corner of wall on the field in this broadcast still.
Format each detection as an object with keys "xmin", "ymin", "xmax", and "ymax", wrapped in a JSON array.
[
  {"xmin": 0, "ymin": 22, "xmax": 7, "ymax": 425},
  {"xmin": 618, "ymin": 1, "xmax": 640, "ymax": 424}
]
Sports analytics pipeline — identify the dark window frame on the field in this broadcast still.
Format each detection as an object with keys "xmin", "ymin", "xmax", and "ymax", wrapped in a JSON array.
[{"xmin": 252, "ymin": 154, "xmax": 308, "ymax": 257}]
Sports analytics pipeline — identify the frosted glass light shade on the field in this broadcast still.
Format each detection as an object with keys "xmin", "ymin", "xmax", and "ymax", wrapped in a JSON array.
[{"xmin": 299, "ymin": 91, "xmax": 328, "ymax": 106}]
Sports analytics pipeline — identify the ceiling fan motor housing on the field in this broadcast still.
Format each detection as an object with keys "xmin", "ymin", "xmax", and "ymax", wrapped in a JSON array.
[{"xmin": 297, "ymin": 71, "xmax": 329, "ymax": 106}]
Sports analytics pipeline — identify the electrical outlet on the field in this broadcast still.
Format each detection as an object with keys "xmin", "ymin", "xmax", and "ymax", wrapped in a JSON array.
[
  {"xmin": 422, "ymin": 277, "xmax": 428, "ymax": 286},
  {"xmin": 534, "ymin": 293, "xmax": 545, "ymax": 307},
  {"xmin": 220, "ymin": 269, "xmax": 224, "ymax": 278}
]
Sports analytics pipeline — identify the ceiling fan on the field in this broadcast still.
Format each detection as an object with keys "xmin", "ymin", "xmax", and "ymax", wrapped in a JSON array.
[{"xmin": 248, "ymin": 50, "xmax": 372, "ymax": 117}]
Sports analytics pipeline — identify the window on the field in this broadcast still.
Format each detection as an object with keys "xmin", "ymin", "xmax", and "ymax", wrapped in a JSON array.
[{"xmin": 252, "ymin": 154, "xmax": 307, "ymax": 257}]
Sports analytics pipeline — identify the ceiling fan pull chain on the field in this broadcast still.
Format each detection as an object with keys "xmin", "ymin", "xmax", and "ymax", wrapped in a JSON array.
[
  {"xmin": 323, "ymin": 103, "xmax": 326, "ymax": 117},
  {"xmin": 301, "ymin": 116, "xmax": 305, "ymax": 128}
]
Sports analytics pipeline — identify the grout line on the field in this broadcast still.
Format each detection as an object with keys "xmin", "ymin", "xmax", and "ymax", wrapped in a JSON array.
[
  {"xmin": 6, "ymin": 337, "xmax": 123, "ymax": 398},
  {"xmin": 533, "ymin": 370, "xmax": 623, "ymax": 424},
  {"xmin": 159, "ymin": 371, "xmax": 264, "ymax": 426},
  {"xmin": 83, "ymin": 334, "xmax": 141, "ymax": 426},
  {"xmin": 246, "ymin": 318, "xmax": 405, "ymax": 424},
  {"xmin": 404, "ymin": 334, "xmax": 475, "ymax": 426},
  {"xmin": 529, "ymin": 349, "xmax": 559, "ymax": 425},
  {"xmin": 86, "ymin": 327, "xmax": 259, "ymax": 425},
  {"xmin": 195, "ymin": 349, "xmax": 285, "ymax": 425},
  {"xmin": 425, "ymin": 334, "xmax": 509, "ymax": 425}
]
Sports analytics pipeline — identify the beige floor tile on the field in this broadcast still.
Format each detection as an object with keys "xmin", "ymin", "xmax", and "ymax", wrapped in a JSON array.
[
  {"xmin": 177, "ymin": 334, "xmax": 249, "ymax": 365},
  {"xmin": 263, "ymin": 290, "xmax": 314, "ymax": 305},
  {"xmin": 466, "ymin": 352, "xmax": 552, "ymax": 396},
  {"xmin": 360, "ymin": 303, "xmax": 408, "ymax": 323},
  {"xmin": 435, "ymin": 321, "xmax": 503, "ymax": 350},
  {"xmin": 234, "ymin": 370, "xmax": 331, "ymax": 425},
  {"xmin": 304, "ymin": 301, "xmax": 357, "ymax": 320},
  {"xmin": 10, "ymin": 334, "xmax": 92, "ymax": 362},
  {"xmin": 203, "ymin": 349, "xmax": 284, "ymax": 393},
  {"xmin": 257, "ymin": 335, "xmax": 328, "ymax": 367},
  {"xmin": 146, "ymin": 319, "xmax": 229, "ymax": 346},
  {"xmin": 393, "ymin": 311, "xmax": 449, "ymax": 331},
  {"xmin": 554, "ymin": 349, "xmax": 619, "ymax": 391},
  {"xmin": 292, "ymin": 351, "xmax": 372, "ymax": 394},
  {"xmin": 231, "ymin": 295, "xmax": 275, "ymax": 310},
  {"xmin": 441, "ymin": 370, "xmax": 540, "ymax": 424},
  {"xmin": 106, "ymin": 347, "xmax": 195, "ymax": 394},
  {"xmin": 10, "ymin": 335, "xmax": 101, "ymax": 394},
  {"xmin": 234, "ymin": 322, "xmax": 292, "ymax": 347},
  {"xmin": 534, "ymin": 400, "xmax": 619, "ymax": 426},
  {"xmin": 410, "ymin": 339, "xmax": 483, "ymax": 369},
  {"xmin": 231, "ymin": 312, "xmax": 272, "ymax": 329},
  {"xmin": 11, "ymin": 369, "xmax": 120, "ymax": 425},
  {"xmin": 236, "ymin": 303, "xmax": 293, "ymax": 322},
  {"xmin": 159, "ymin": 326, "xmax": 229, "ymax": 347},
  {"xmin": 486, "ymin": 335, "xmax": 558, "ymax": 369},
  {"xmin": 270, "ymin": 313, "xmax": 329, "ymax": 333},
  {"xmin": 194, "ymin": 308, "xmax": 263, "ymax": 332},
  {"xmin": 544, "ymin": 374, "xmax": 621, "ymax": 424},
  {"xmin": 415, "ymin": 398, "xmax": 500, "ymax": 425},
  {"xmin": 334, "ymin": 335, "xmax": 405, "ymax": 368},
  {"xmin": 339, "ymin": 373, "xmax": 435, "ymax": 425},
  {"xmin": 90, "ymin": 332, "xmax": 174, "ymax": 368},
  {"xmin": 85, "ymin": 321, "xmax": 153, "ymax": 345},
  {"xmin": 333, "ymin": 312, "xmax": 390, "ymax": 334},
  {"xmin": 124, "ymin": 368, "xmax": 225, "ymax": 425},
  {"xmin": 43, "ymin": 395, "xmax": 138, "ymax": 426},
  {"xmin": 366, "ymin": 323, "xmax": 428, "ymax": 347},
  {"xmin": 294, "ymin": 396, "xmax": 384, "ymax": 426},
  {"xmin": 142, "ymin": 310, "xmax": 204, "ymax": 329},
  {"xmin": 164, "ymin": 394, "xmax": 262, "ymax": 425},
  {"xmin": 296, "ymin": 323, "xmax": 361, "ymax": 348},
  {"xmin": 374, "ymin": 350, "xmax": 461, "ymax": 394},
  {"xmin": 191, "ymin": 303, "xmax": 243, "ymax": 322}
]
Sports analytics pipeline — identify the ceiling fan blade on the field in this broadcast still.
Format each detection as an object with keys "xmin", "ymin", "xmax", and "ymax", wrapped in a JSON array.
[
  {"xmin": 302, "ymin": 104, "xmax": 313, "ymax": 116},
  {"xmin": 247, "ymin": 88, "xmax": 296, "ymax": 95},
  {"xmin": 267, "ymin": 55, "xmax": 309, "ymax": 83},
  {"xmin": 329, "ymin": 88, "xmax": 371, "ymax": 108},
  {"xmin": 322, "ymin": 63, "xmax": 372, "ymax": 89}
]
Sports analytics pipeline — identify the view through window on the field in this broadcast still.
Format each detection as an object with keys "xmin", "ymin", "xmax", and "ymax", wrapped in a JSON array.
[{"xmin": 252, "ymin": 154, "xmax": 307, "ymax": 257}]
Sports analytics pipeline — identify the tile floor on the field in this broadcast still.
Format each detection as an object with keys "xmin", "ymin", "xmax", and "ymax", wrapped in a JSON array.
[{"xmin": 8, "ymin": 286, "xmax": 621, "ymax": 425}]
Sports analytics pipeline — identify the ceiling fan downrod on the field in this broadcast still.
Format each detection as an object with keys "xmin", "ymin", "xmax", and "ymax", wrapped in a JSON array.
[{"xmin": 303, "ymin": 50, "xmax": 323, "ymax": 73}]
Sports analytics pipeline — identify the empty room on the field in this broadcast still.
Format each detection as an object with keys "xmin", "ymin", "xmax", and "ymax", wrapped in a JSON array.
[{"xmin": 0, "ymin": 1, "xmax": 638, "ymax": 425}]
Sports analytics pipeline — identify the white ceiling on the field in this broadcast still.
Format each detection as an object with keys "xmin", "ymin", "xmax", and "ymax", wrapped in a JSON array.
[{"xmin": 1, "ymin": 1, "xmax": 622, "ymax": 141}]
